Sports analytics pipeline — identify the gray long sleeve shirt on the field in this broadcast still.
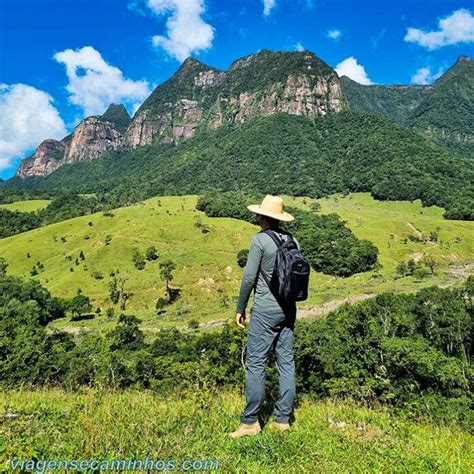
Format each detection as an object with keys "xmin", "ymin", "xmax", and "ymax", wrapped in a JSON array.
[{"xmin": 236, "ymin": 228, "xmax": 300, "ymax": 317}]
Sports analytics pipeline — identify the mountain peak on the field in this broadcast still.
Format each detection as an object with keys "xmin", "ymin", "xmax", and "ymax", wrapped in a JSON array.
[{"xmin": 99, "ymin": 103, "xmax": 131, "ymax": 133}]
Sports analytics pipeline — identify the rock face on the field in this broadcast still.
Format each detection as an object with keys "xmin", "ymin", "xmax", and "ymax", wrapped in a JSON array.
[
  {"xmin": 16, "ymin": 139, "xmax": 68, "ymax": 177},
  {"xmin": 16, "ymin": 104, "xmax": 130, "ymax": 178},
  {"xmin": 125, "ymin": 50, "xmax": 347, "ymax": 147}
]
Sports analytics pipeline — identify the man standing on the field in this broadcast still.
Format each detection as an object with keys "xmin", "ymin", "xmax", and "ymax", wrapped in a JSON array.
[{"xmin": 230, "ymin": 195, "xmax": 300, "ymax": 438}]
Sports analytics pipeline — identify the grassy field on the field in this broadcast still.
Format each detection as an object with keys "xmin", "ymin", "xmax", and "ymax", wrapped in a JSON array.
[
  {"xmin": 0, "ymin": 199, "xmax": 51, "ymax": 212},
  {"xmin": 0, "ymin": 193, "xmax": 472, "ymax": 335},
  {"xmin": 1, "ymin": 388, "xmax": 472, "ymax": 473}
]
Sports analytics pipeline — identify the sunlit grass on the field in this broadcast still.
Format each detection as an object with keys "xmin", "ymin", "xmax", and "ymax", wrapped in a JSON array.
[{"xmin": 1, "ymin": 388, "xmax": 472, "ymax": 473}]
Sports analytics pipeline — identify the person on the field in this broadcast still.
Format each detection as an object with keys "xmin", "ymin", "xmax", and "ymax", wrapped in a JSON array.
[{"xmin": 229, "ymin": 194, "xmax": 300, "ymax": 438}]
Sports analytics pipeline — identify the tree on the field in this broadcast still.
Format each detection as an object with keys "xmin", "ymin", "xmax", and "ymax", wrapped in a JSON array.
[
  {"xmin": 159, "ymin": 260, "xmax": 176, "ymax": 299},
  {"xmin": 0, "ymin": 257, "xmax": 8, "ymax": 275},
  {"xmin": 155, "ymin": 297, "xmax": 168, "ymax": 315},
  {"xmin": 421, "ymin": 254, "xmax": 438, "ymax": 275},
  {"xmin": 132, "ymin": 248, "xmax": 145, "ymax": 270},
  {"xmin": 407, "ymin": 259, "xmax": 417, "ymax": 276},
  {"xmin": 146, "ymin": 246, "xmax": 159, "ymax": 261},
  {"xmin": 396, "ymin": 261, "xmax": 408, "ymax": 277},
  {"xmin": 68, "ymin": 293, "xmax": 92, "ymax": 318},
  {"xmin": 118, "ymin": 275, "xmax": 129, "ymax": 310},
  {"xmin": 237, "ymin": 249, "xmax": 249, "ymax": 268},
  {"xmin": 79, "ymin": 250, "xmax": 85, "ymax": 260},
  {"xmin": 109, "ymin": 276, "xmax": 120, "ymax": 304},
  {"xmin": 107, "ymin": 314, "xmax": 144, "ymax": 351}
]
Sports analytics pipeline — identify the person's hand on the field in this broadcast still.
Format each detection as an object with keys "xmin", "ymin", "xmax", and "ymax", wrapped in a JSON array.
[{"xmin": 236, "ymin": 312, "xmax": 247, "ymax": 329}]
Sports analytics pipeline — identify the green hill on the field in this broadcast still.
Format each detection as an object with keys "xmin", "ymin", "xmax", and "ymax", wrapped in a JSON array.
[
  {"xmin": 1, "ymin": 193, "xmax": 472, "ymax": 335},
  {"xmin": 409, "ymin": 56, "xmax": 474, "ymax": 158},
  {"xmin": 341, "ymin": 56, "xmax": 474, "ymax": 158},
  {"xmin": 340, "ymin": 76, "xmax": 431, "ymax": 124},
  {"xmin": 0, "ymin": 199, "xmax": 50, "ymax": 212}
]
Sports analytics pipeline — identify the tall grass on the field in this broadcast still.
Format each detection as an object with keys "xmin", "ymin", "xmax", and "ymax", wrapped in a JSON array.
[{"xmin": 1, "ymin": 388, "xmax": 472, "ymax": 473}]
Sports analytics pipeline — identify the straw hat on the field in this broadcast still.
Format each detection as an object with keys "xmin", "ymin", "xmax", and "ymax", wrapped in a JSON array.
[{"xmin": 247, "ymin": 195, "xmax": 294, "ymax": 222}]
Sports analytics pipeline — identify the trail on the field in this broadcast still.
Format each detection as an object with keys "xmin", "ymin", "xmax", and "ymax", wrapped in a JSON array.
[{"xmin": 406, "ymin": 221, "xmax": 423, "ymax": 239}]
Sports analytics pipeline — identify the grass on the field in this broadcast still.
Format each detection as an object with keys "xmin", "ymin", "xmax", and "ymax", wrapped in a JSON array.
[
  {"xmin": 1, "ymin": 388, "xmax": 472, "ymax": 473},
  {"xmin": 0, "ymin": 199, "xmax": 51, "ymax": 212},
  {"xmin": 0, "ymin": 193, "xmax": 472, "ymax": 336}
]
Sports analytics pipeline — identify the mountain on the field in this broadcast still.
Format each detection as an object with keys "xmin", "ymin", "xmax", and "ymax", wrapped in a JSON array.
[
  {"xmin": 340, "ymin": 76, "xmax": 432, "ymax": 124},
  {"xmin": 409, "ymin": 56, "xmax": 474, "ymax": 157},
  {"xmin": 342, "ymin": 56, "xmax": 474, "ymax": 157},
  {"xmin": 15, "ymin": 50, "xmax": 347, "ymax": 178},
  {"xmin": 15, "ymin": 104, "xmax": 131, "ymax": 177},
  {"xmin": 125, "ymin": 49, "xmax": 346, "ymax": 147}
]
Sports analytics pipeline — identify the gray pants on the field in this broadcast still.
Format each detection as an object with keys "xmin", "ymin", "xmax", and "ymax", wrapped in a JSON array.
[{"xmin": 240, "ymin": 310, "xmax": 296, "ymax": 424}]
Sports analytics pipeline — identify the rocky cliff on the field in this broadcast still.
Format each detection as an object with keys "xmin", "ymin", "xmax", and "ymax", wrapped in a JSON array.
[
  {"xmin": 16, "ymin": 104, "xmax": 130, "ymax": 178},
  {"xmin": 125, "ymin": 50, "xmax": 347, "ymax": 147}
]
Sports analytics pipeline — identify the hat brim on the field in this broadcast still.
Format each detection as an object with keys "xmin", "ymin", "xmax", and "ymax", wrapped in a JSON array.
[{"xmin": 247, "ymin": 204, "xmax": 294, "ymax": 222}]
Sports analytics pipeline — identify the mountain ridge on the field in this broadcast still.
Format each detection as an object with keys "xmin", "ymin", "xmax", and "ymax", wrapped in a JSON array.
[{"xmin": 12, "ymin": 51, "xmax": 473, "ymax": 179}]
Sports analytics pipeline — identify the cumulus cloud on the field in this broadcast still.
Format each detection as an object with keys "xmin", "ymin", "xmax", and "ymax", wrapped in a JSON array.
[
  {"xmin": 411, "ymin": 66, "xmax": 444, "ymax": 85},
  {"xmin": 54, "ymin": 46, "xmax": 151, "ymax": 116},
  {"xmin": 295, "ymin": 41, "xmax": 305, "ymax": 52},
  {"xmin": 335, "ymin": 57, "xmax": 374, "ymax": 85},
  {"xmin": 0, "ymin": 84, "xmax": 67, "ymax": 171},
  {"xmin": 263, "ymin": 0, "xmax": 276, "ymax": 16},
  {"xmin": 144, "ymin": 0, "xmax": 214, "ymax": 62},
  {"xmin": 327, "ymin": 29, "xmax": 341, "ymax": 40},
  {"xmin": 404, "ymin": 8, "xmax": 474, "ymax": 50}
]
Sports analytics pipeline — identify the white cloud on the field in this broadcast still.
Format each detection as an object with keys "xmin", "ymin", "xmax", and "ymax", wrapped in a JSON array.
[
  {"xmin": 54, "ymin": 46, "xmax": 151, "ymax": 116},
  {"xmin": 335, "ymin": 57, "xmax": 374, "ymax": 85},
  {"xmin": 0, "ymin": 84, "xmax": 67, "ymax": 171},
  {"xmin": 263, "ymin": 0, "xmax": 276, "ymax": 16},
  {"xmin": 404, "ymin": 8, "xmax": 474, "ymax": 50},
  {"xmin": 411, "ymin": 66, "xmax": 444, "ymax": 85},
  {"xmin": 295, "ymin": 41, "xmax": 305, "ymax": 52},
  {"xmin": 327, "ymin": 29, "xmax": 341, "ymax": 40},
  {"xmin": 145, "ymin": 0, "xmax": 214, "ymax": 62}
]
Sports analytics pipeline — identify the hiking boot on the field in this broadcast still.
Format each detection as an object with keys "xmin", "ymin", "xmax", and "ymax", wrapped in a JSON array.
[
  {"xmin": 229, "ymin": 421, "xmax": 261, "ymax": 438},
  {"xmin": 268, "ymin": 421, "xmax": 291, "ymax": 432}
]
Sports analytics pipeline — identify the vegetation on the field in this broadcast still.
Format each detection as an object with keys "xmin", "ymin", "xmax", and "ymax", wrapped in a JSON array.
[
  {"xmin": 341, "ymin": 57, "xmax": 474, "ymax": 159},
  {"xmin": 1, "ymin": 270, "xmax": 472, "ymax": 432},
  {"xmin": 198, "ymin": 190, "xmax": 379, "ymax": 277},
  {"xmin": 6, "ymin": 112, "xmax": 473, "ymax": 220},
  {"xmin": 99, "ymin": 103, "xmax": 131, "ymax": 134},
  {"xmin": 0, "ymin": 193, "xmax": 105, "ymax": 238},
  {"xmin": 1, "ymin": 194, "xmax": 472, "ymax": 329},
  {"xmin": 2, "ymin": 388, "xmax": 473, "ymax": 473},
  {"xmin": 341, "ymin": 76, "xmax": 431, "ymax": 125}
]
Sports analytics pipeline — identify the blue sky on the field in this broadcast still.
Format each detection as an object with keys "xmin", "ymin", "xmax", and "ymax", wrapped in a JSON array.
[{"xmin": 1, "ymin": 0, "xmax": 473, "ymax": 178}]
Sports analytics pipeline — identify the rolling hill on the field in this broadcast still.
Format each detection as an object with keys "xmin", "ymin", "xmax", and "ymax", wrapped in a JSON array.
[{"xmin": 1, "ymin": 193, "xmax": 472, "ymax": 336}]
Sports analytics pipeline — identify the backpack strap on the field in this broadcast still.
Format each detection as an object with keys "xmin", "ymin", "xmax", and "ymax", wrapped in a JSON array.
[
  {"xmin": 255, "ymin": 229, "xmax": 290, "ymax": 308},
  {"xmin": 259, "ymin": 228, "xmax": 284, "ymax": 247}
]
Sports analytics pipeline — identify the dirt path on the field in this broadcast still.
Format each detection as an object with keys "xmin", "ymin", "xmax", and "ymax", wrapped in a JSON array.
[{"xmin": 406, "ymin": 222, "xmax": 423, "ymax": 239}]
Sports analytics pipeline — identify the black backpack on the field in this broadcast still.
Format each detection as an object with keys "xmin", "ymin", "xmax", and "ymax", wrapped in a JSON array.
[{"xmin": 258, "ymin": 229, "xmax": 310, "ymax": 304}]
